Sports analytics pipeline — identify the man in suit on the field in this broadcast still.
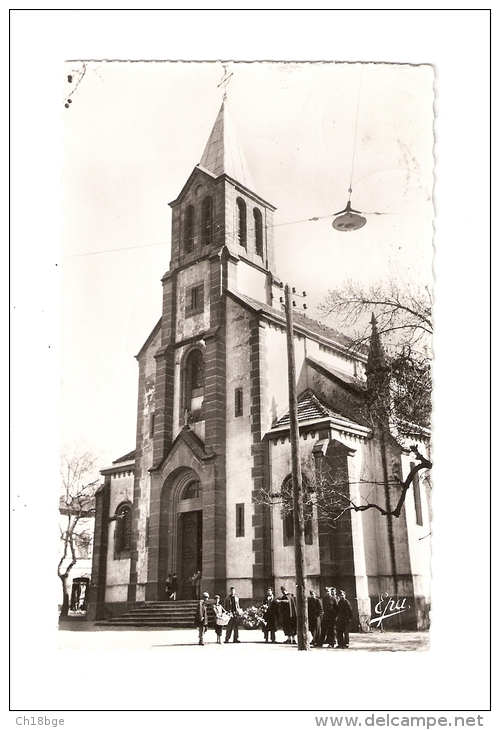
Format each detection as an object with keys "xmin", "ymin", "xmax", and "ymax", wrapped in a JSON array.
[
  {"xmin": 262, "ymin": 587, "xmax": 278, "ymax": 643},
  {"xmin": 336, "ymin": 590, "xmax": 353, "ymax": 649},
  {"xmin": 308, "ymin": 590, "xmax": 323, "ymax": 647},
  {"xmin": 195, "ymin": 592, "xmax": 210, "ymax": 646},
  {"xmin": 320, "ymin": 587, "xmax": 338, "ymax": 648},
  {"xmin": 224, "ymin": 586, "xmax": 241, "ymax": 643}
]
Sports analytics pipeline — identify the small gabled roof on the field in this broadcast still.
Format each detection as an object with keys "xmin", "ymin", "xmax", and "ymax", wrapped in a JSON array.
[
  {"xmin": 100, "ymin": 449, "xmax": 136, "ymax": 477},
  {"xmin": 270, "ymin": 389, "xmax": 371, "ymax": 438},
  {"xmin": 273, "ymin": 391, "xmax": 332, "ymax": 428},
  {"xmin": 135, "ymin": 318, "xmax": 162, "ymax": 360},
  {"xmin": 113, "ymin": 450, "xmax": 136, "ymax": 464},
  {"xmin": 150, "ymin": 426, "xmax": 215, "ymax": 473}
]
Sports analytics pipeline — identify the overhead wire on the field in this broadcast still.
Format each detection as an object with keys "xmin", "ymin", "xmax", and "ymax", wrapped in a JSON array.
[{"xmin": 61, "ymin": 214, "xmax": 336, "ymax": 259}]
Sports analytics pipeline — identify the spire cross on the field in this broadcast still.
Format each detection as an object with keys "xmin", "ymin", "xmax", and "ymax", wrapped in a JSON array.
[{"xmin": 218, "ymin": 63, "xmax": 233, "ymax": 101}]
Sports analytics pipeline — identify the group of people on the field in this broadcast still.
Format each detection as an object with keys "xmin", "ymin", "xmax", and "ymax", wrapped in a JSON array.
[
  {"xmin": 195, "ymin": 587, "xmax": 242, "ymax": 646},
  {"xmin": 307, "ymin": 586, "xmax": 354, "ymax": 649},
  {"xmin": 166, "ymin": 570, "xmax": 202, "ymax": 601},
  {"xmin": 194, "ymin": 585, "xmax": 353, "ymax": 648}
]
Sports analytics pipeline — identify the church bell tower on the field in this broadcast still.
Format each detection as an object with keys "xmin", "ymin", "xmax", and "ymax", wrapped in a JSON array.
[{"xmin": 140, "ymin": 100, "xmax": 278, "ymax": 600}]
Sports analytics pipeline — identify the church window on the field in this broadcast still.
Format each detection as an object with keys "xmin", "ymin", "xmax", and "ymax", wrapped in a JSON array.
[
  {"xmin": 253, "ymin": 208, "xmax": 263, "ymax": 256},
  {"xmin": 149, "ymin": 413, "xmax": 155, "ymax": 438},
  {"xmin": 236, "ymin": 503, "xmax": 245, "ymax": 537},
  {"xmin": 115, "ymin": 503, "xmax": 132, "ymax": 555},
  {"xmin": 183, "ymin": 348, "xmax": 204, "ymax": 416},
  {"xmin": 184, "ymin": 205, "xmax": 195, "ymax": 254},
  {"xmin": 235, "ymin": 387, "xmax": 243, "ymax": 417},
  {"xmin": 283, "ymin": 510, "xmax": 294, "ymax": 547},
  {"xmin": 186, "ymin": 283, "xmax": 204, "ymax": 316},
  {"xmin": 201, "ymin": 196, "xmax": 214, "ymax": 246},
  {"xmin": 182, "ymin": 480, "xmax": 201, "ymax": 500},
  {"xmin": 236, "ymin": 197, "xmax": 247, "ymax": 248},
  {"xmin": 281, "ymin": 476, "xmax": 313, "ymax": 547}
]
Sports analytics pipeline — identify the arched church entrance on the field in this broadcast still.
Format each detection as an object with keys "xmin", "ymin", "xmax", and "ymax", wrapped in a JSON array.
[
  {"xmin": 160, "ymin": 470, "xmax": 203, "ymax": 600},
  {"xmin": 177, "ymin": 477, "xmax": 203, "ymax": 599}
]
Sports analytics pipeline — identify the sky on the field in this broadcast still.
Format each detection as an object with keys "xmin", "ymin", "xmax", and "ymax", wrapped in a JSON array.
[
  {"xmin": 10, "ymin": 9, "xmax": 492, "ymax": 716},
  {"xmin": 61, "ymin": 60, "xmax": 435, "ymax": 466}
]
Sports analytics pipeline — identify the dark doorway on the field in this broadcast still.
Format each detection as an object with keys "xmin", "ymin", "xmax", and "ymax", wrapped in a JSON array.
[
  {"xmin": 70, "ymin": 577, "xmax": 90, "ymax": 613},
  {"xmin": 177, "ymin": 510, "xmax": 202, "ymax": 599}
]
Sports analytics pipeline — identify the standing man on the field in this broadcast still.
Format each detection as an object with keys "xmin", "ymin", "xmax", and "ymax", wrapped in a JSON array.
[
  {"xmin": 320, "ymin": 587, "xmax": 338, "ymax": 648},
  {"xmin": 190, "ymin": 570, "xmax": 202, "ymax": 600},
  {"xmin": 336, "ymin": 590, "xmax": 353, "ymax": 649},
  {"xmin": 261, "ymin": 587, "xmax": 278, "ymax": 643},
  {"xmin": 308, "ymin": 590, "xmax": 323, "ymax": 647},
  {"xmin": 195, "ymin": 591, "xmax": 210, "ymax": 646},
  {"xmin": 224, "ymin": 586, "xmax": 241, "ymax": 643}
]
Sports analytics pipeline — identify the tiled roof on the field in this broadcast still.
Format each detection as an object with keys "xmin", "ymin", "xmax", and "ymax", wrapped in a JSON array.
[
  {"xmin": 306, "ymin": 356, "xmax": 365, "ymax": 393},
  {"xmin": 228, "ymin": 290, "xmax": 363, "ymax": 356},
  {"xmin": 113, "ymin": 450, "xmax": 136, "ymax": 464},
  {"xmin": 272, "ymin": 390, "xmax": 367, "ymax": 434},
  {"xmin": 292, "ymin": 310, "xmax": 360, "ymax": 353},
  {"xmin": 135, "ymin": 318, "xmax": 161, "ymax": 360}
]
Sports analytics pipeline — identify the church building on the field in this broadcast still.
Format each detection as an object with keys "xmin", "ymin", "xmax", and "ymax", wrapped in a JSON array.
[{"xmin": 89, "ymin": 101, "xmax": 431, "ymax": 630}]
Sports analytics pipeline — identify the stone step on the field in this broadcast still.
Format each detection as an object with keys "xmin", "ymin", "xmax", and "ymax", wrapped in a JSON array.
[
  {"xmin": 130, "ymin": 605, "xmax": 196, "ymax": 608},
  {"xmin": 95, "ymin": 600, "xmax": 211, "ymax": 628}
]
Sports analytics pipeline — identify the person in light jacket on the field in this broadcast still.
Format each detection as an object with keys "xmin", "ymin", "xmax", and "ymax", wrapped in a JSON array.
[{"xmin": 213, "ymin": 594, "xmax": 230, "ymax": 644}]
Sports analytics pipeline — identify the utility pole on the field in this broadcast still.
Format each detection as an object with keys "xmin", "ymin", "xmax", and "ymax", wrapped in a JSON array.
[{"xmin": 284, "ymin": 283, "xmax": 310, "ymax": 651}]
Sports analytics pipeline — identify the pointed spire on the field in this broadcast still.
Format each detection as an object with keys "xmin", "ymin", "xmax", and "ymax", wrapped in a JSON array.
[
  {"xmin": 366, "ymin": 313, "xmax": 387, "ymax": 376},
  {"xmin": 366, "ymin": 314, "xmax": 391, "ymax": 422},
  {"xmin": 198, "ymin": 101, "xmax": 255, "ymax": 191}
]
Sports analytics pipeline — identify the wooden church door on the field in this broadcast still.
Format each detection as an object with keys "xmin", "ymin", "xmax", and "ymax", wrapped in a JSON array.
[{"xmin": 177, "ymin": 510, "xmax": 202, "ymax": 599}]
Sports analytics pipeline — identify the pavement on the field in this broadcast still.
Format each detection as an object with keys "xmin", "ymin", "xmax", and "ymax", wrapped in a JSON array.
[{"xmin": 58, "ymin": 618, "xmax": 429, "ymax": 652}]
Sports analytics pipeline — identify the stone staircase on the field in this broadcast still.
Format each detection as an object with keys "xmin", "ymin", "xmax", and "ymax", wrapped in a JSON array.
[{"xmin": 95, "ymin": 600, "xmax": 204, "ymax": 628}]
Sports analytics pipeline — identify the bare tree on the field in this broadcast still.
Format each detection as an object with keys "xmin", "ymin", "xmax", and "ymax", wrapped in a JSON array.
[
  {"xmin": 319, "ymin": 279, "xmax": 432, "ymax": 433},
  {"xmin": 255, "ymin": 445, "xmax": 432, "ymax": 527},
  {"xmin": 58, "ymin": 448, "xmax": 99, "ymax": 616},
  {"xmin": 318, "ymin": 278, "xmax": 432, "ymax": 353}
]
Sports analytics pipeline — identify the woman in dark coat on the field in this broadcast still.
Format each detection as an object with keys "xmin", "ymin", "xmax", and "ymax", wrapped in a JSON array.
[
  {"xmin": 261, "ymin": 588, "xmax": 278, "ymax": 643},
  {"xmin": 278, "ymin": 586, "xmax": 297, "ymax": 644}
]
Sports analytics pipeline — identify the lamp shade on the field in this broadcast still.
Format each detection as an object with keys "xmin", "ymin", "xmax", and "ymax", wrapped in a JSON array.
[{"xmin": 332, "ymin": 211, "xmax": 367, "ymax": 231}]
